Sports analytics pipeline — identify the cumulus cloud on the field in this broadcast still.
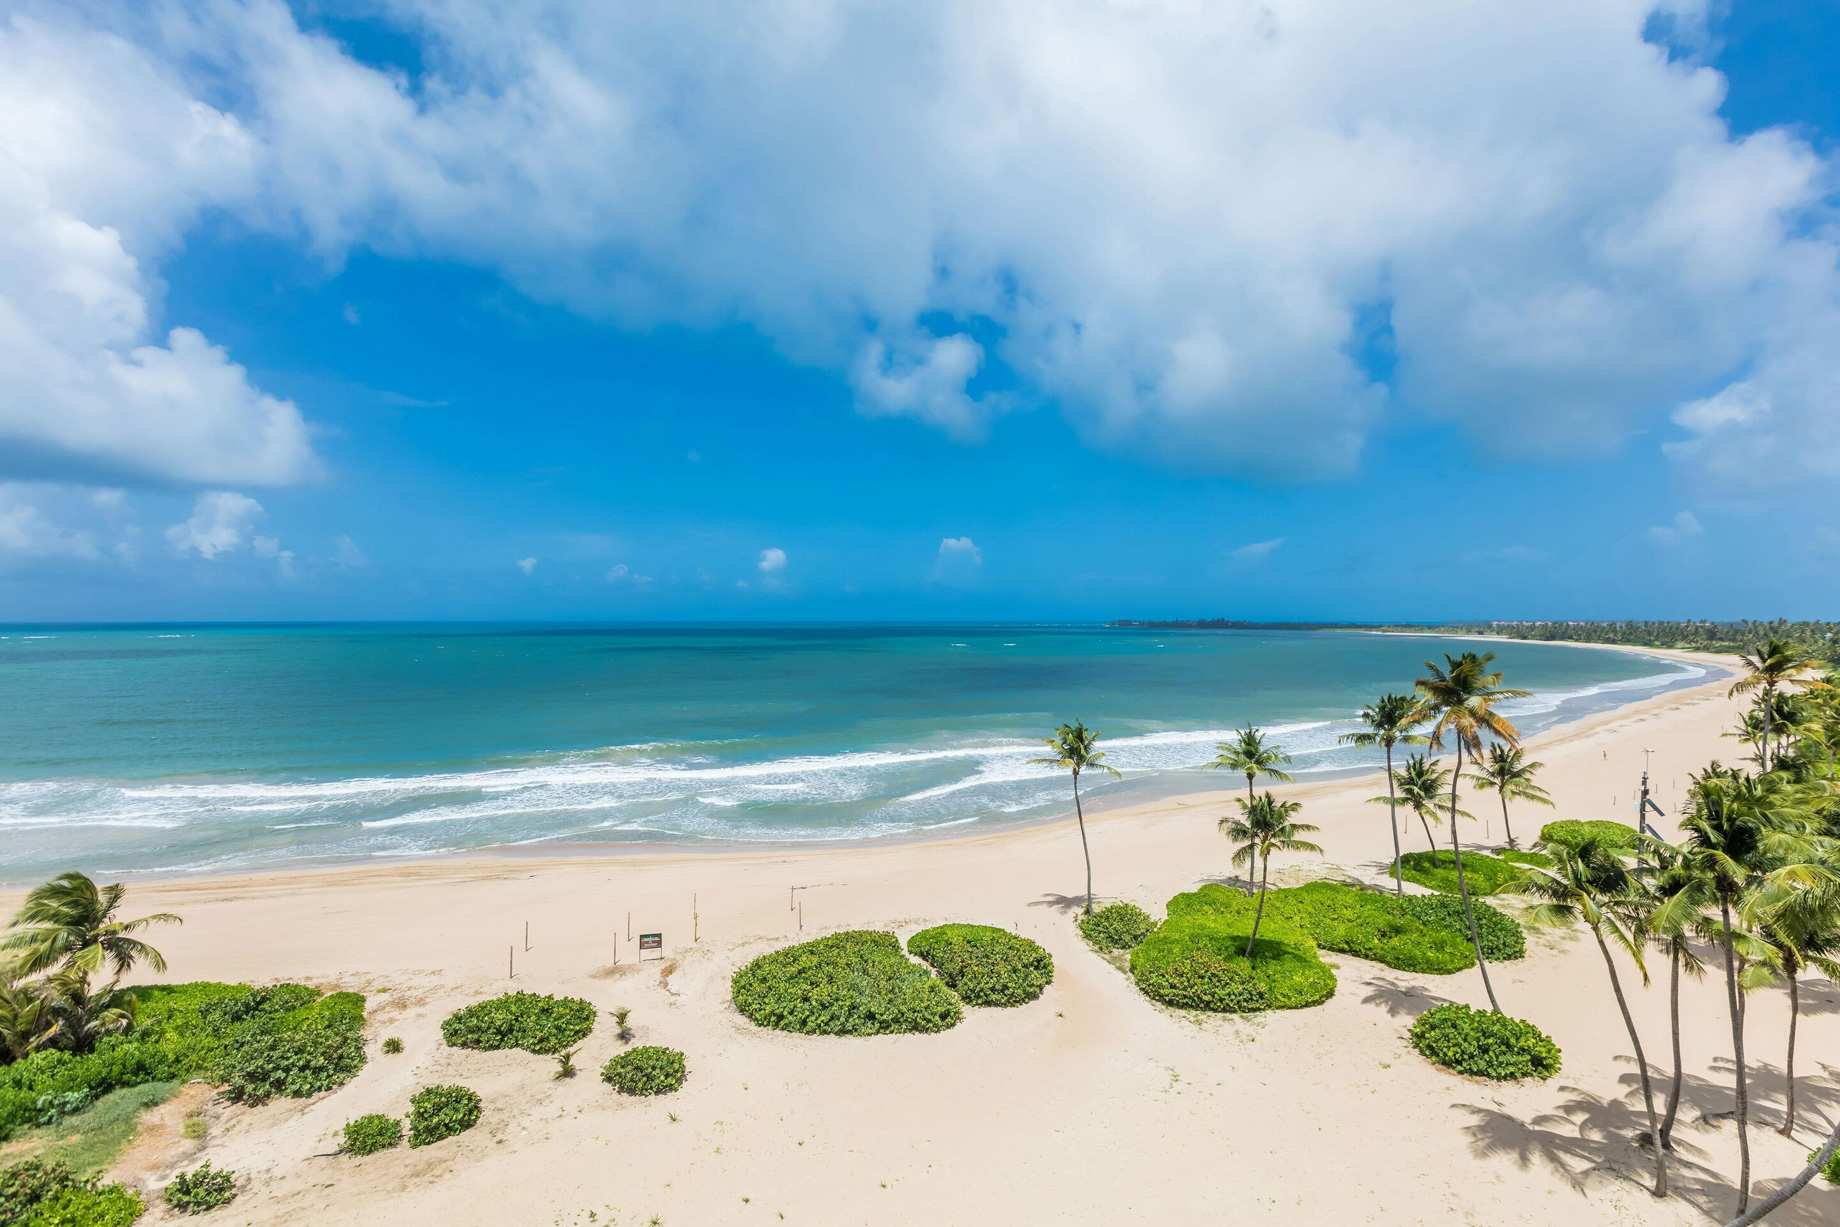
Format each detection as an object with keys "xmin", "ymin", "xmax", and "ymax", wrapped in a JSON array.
[
  {"xmin": 606, "ymin": 562, "xmax": 652, "ymax": 586},
  {"xmin": 0, "ymin": 484, "xmax": 102, "ymax": 560},
  {"xmin": 165, "ymin": 490, "xmax": 264, "ymax": 559},
  {"xmin": 758, "ymin": 547, "xmax": 787, "ymax": 575},
  {"xmin": 1230, "ymin": 538, "xmax": 1285, "ymax": 561},
  {"xmin": 14, "ymin": 0, "xmax": 1840, "ymax": 484},
  {"xmin": 929, "ymin": 536, "xmax": 983, "ymax": 586},
  {"xmin": 1648, "ymin": 510, "xmax": 1704, "ymax": 544},
  {"xmin": 517, "ymin": 556, "xmax": 538, "ymax": 575}
]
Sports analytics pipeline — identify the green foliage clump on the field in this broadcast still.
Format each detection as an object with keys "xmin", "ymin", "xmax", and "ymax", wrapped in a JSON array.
[
  {"xmin": 1077, "ymin": 902, "xmax": 1157, "ymax": 952},
  {"xmin": 1409, "ymin": 1003, "xmax": 1561, "ymax": 1080},
  {"xmin": 20, "ymin": 1183, "xmax": 142, "ymax": 1227},
  {"xmin": 1129, "ymin": 912, "xmax": 1335, "ymax": 1012},
  {"xmin": 1170, "ymin": 882, "xmax": 1473, "ymax": 975},
  {"xmin": 407, "ymin": 1085, "xmax": 480, "ymax": 1148},
  {"xmin": 380, "ymin": 1037, "xmax": 403, "ymax": 1055},
  {"xmin": 0, "ymin": 1160, "xmax": 84, "ymax": 1226},
  {"xmin": 906, "ymin": 925, "xmax": 1053, "ymax": 1007},
  {"xmin": 1395, "ymin": 893, "xmax": 1527, "ymax": 962},
  {"xmin": 341, "ymin": 1113, "xmax": 403, "ymax": 1156},
  {"xmin": 731, "ymin": 931, "xmax": 963, "ymax": 1036},
  {"xmin": 440, "ymin": 993, "xmax": 596, "ymax": 1056},
  {"xmin": 1537, "ymin": 820, "xmax": 1637, "ymax": 853},
  {"xmin": 601, "ymin": 1046, "xmax": 687, "ymax": 1096},
  {"xmin": 0, "ymin": 1041, "xmax": 167, "ymax": 1141},
  {"xmin": 218, "ymin": 1027, "xmax": 364, "ymax": 1106},
  {"xmin": 162, "ymin": 1163, "xmax": 235, "ymax": 1214},
  {"xmin": 1396, "ymin": 851, "xmax": 1533, "ymax": 896},
  {"xmin": 1814, "ymin": 1145, "xmax": 1839, "ymax": 1185}
]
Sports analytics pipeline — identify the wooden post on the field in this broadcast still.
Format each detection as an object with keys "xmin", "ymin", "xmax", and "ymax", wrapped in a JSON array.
[
  {"xmin": 627, "ymin": 912, "xmax": 631, "ymax": 940},
  {"xmin": 525, "ymin": 921, "xmax": 529, "ymax": 952},
  {"xmin": 798, "ymin": 900, "xmax": 803, "ymax": 931},
  {"xmin": 509, "ymin": 946, "xmax": 514, "ymax": 978},
  {"xmin": 613, "ymin": 932, "xmax": 618, "ymax": 965},
  {"xmin": 694, "ymin": 893, "xmax": 699, "ymax": 943}
]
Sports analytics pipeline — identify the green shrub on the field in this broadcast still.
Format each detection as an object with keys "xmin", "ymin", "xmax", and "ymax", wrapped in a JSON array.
[
  {"xmin": 1078, "ymin": 903, "xmax": 1158, "ymax": 952},
  {"xmin": 1396, "ymin": 850, "xmax": 1533, "ymax": 896},
  {"xmin": 731, "ymin": 931, "xmax": 963, "ymax": 1036},
  {"xmin": 407, "ymin": 1085, "xmax": 480, "ymax": 1148},
  {"xmin": 1170, "ymin": 882, "xmax": 1473, "ymax": 975},
  {"xmin": 162, "ymin": 1163, "xmax": 235, "ymax": 1214},
  {"xmin": 218, "ymin": 1027, "xmax": 365, "ymax": 1106},
  {"xmin": 0, "ymin": 1160, "xmax": 84, "ymax": 1226},
  {"xmin": 601, "ymin": 1046, "xmax": 687, "ymax": 1096},
  {"xmin": 21, "ymin": 1184, "xmax": 142, "ymax": 1227},
  {"xmin": 341, "ymin": 1114, "xmax": 403, "ymax": 1156},
  {"xmin": 1130, "ymin": 912, "xmax": 1335, "ymax": 1012},
  {"xmin": 1395, "ymin": 894, "xmax": 1527, "ymax": 962},
  {"xmin": 1815, "ymin": 1145, "xmax": 1839, "ymax": 1185},
  {"xmin": 1538, "ymin": 820, "xmax": 1637, "ymax": 853},
  {"xmin": 380, "ymin": 1037, "xmax": 403, "ymax": 1055},
  {"xmin": 1409, "ymin": 1003, "xmax": 1561, "ymax": 1080},
  {"xmin": 441, "ymin": 993, "xmax": 596, "ymax": 1055},
  {"xmin": 906, "ymin": 925, "xmax": 1054, "ymax": 1007}
]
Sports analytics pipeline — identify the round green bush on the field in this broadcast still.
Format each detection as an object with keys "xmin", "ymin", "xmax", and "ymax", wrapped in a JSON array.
[
  {"xmin": 1538, "ymin": 820, "xmax": 1637, "ymax": 853},
  {"xmin": 441, "ymin": 992, "xmax": 596, "ymax": 1055},
  {"xmin": 1078, "ymin": 902, "xmax": 1158, "ymax": 952},
  {"xmin": 731, "ymin": 931, "xmax": 963, "ymax": 1036},
  {"xmin": 1409, "ymin": 1003, "xmax": 1561, "ymax": 1080},
  {"xmin": 1395, "ymin": 893, "xmax": 1527, "ymax": 962},
  {"xmin": 1396, "ymin": 850, "xmax": 1532, "ymax": 897},
  {"xmin": 22, "ymin": 1184, "xmax": 143, "ymax": 1227},
  {"xmin": 906, "ymin": 925, "xmax": 1053, "ymax": 1007},
  {"xmin": 1129, "ymin": 912, "xmax": 1335, "ymax": 1012},
  {"xmin": 407, "ymin": 1085, "xmax": 481, "ymax": 1148},
  {"xmin": 601, "ymin": 1046, "xmax": 687, "ymax": 1096},
  {"xmin": 163, "ymin": 1162, "xmax": 235, "ymax": 1215},
  {"xmin": 218, "ymin": 1026, "xmax": 366, "ymax": 1105},
  {"xmin": 341, "ymin": 1113, "xmax": 403, "ymax": 1156}
]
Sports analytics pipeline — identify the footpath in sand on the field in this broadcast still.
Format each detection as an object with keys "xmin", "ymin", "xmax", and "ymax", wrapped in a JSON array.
[{"xmin": 18, "ymin": 652, "xmax": 1840, "ymax": 1226}]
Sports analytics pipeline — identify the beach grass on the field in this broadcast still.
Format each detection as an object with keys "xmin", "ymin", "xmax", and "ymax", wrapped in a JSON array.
[{"xmin": 1, "ymin": 1081, "xmax": 179, "ymax": 1178}]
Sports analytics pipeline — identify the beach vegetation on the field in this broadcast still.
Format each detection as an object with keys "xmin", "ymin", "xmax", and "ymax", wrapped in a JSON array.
[
  {"xmin": 1030, "ymin": 722, "xmax": 1120, "ymax": 914},
  {"xmin": 1728, "ymin": 639, "xmax": 1831, "ymax": 771},
  {"xmin": 906, "ymin": 925, "xmax": 1053, "ymax": 1007},
  {"xmin": 732, "ymin": 931, "xmax": 961, "ymax": 1035},
  {"xmin": 18, "ymin": 1181, "xmax": 143, "ymax": 1227},
  {"xmin": 380, "ymin": 1036, "xmax": 402, "ymax": 1055},
  {"xmin": 1219, "ymin": 793, "xmax": 1321, "ymax": 953},
  {"xmin": 162, "ymin": 1162, "xmax": 235, "ymax": 1214},
  {"xmin": 407, "ymin": 1085, "xmax": 481, "ymax": 1148},
  {"xmin": 216, "ymin": 1019, "xmax": 365, "ymax": 1106},
  {"xmin": 1465, "ymin": 743, "xmax": 1554, "ymax": 850},
  {"xmin": 1409, "ymin": 1003, "xmax": 1560, "ymax": 1080},
  {"xmin": 611, "ymin": 1007, "xmax": 633, "ymax": 1042},
  {"xmin": 601, "ymin": 1046, "xmax": 687, "ymax": 1096},
  {"xmin": 0, "ymin": 874, "xmax": 178, "ymax": 982},
  {"xmin": 1077, "ymin": 902, "xmax": 1156, "ymax": 952},
  {"xmin": 0, "ymin": 1160, "xmax": 86, "ymax": 1226},
  {"xmin": 1394, "ymin": 893, "xmax": 1526, "ymax": 962},
  {"xmin": 441, "ymin": 992, "xmax": 596, "ymax": 1056},
  {"xmin": 3, "ymin": 1082, "xmax": 179, "ymax": 1179},
  {"xmin": 1207, "ymin": 729, "xmax": 1295, "ymax": 867},
  {"xmin": 1129, "ymin": 911, "xmax": 1334, "ymax": 1012},
  {"xmin": 1396, "ymin": 850, "xmax": 1541, "ymax": 896},
  {"xmin": 1375, "ymin": 755, "xmax": 1472, "ymax": 866},
  {"xmin": 1340, "ymin": 694, "xmax": 1429, "ymax": 893},
  {"xmin": 341, "ymin": 1113, "xmax": 402, "ymax": 1156},
  {"xmin": 1637, "ymin": 840, "xmax": 1714, "ymax": 1151},
  {"xmin": 1539, "ymin": 819, "xmax": 1637, "ymax": 853}
]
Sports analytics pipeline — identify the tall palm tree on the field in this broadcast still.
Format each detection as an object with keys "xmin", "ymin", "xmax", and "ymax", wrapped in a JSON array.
[
  {"xmin": 1741, "ymin": 866, "xmax": 1840, "ymax": 1138},
  {"xmin": 0, "ymin": 872, "xmax": 180, "ymax": 979},
  {"xmin": 1636, "ymin": 838, "xmax": 1714, "ymax": 1151},
  {"xmin": 1340, "ymin": 694, "xmax": 1428, "ymax": 894},
  {"xmin": 1729, "ymin": 640, "xmax": 1831, "ymax": 772},
  {"xmin": 1220, "ymin": 792, "xmax": 1321, "ymax": 956},
  {"xmin": 1517, "ymin": 836, "xmax": 1667, "ymax": 1197},
  {"xmin": 1465, "ymin": 743, "xmax": 1554, "ymax": 851},
  {"xmin": 1031, "ymin": 721, "xmax": 1121, "ymax": 915},
  {"xmin": 1209, "ymin": 726, "xmax": 1295, "ymax": 810},
  {"xmin": 1416, "ymin": 651, "xmax": 1529, "ymax": 1014},
  {"xmin": 1369, "ymin": 754, "xmax": 1472, "ymax": 867}
]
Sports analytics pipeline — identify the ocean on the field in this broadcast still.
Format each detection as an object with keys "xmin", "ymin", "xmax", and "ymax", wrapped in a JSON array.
[{"xmin": 0, "ymin": 624, "xmax": 1708, "ymax": 881}]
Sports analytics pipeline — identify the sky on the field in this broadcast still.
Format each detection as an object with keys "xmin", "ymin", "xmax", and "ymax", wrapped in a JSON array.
[{"xmin": 2, "ymin": 0, "xmax": 1839, "ymax": 623}]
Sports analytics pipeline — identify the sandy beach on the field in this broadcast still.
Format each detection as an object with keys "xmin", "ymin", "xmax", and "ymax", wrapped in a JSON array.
[{"xmin": 6, "ymin": 649, "xmax": 1836, "ymax": 1226}]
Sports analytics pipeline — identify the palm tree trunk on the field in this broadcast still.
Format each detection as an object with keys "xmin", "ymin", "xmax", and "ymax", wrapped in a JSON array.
[
  {"xmin": 1661, "ymin": 944, "xmax": 1683, "ymax": 1151},
  {"xmin": 1418, "ymin": 810, "xmax": 1440, "ymax": 865},
  {"xmin": 1723, "ymin": 1116, "xmax": 1840, "ymax": 1227},
  {"xmin": 1243, "ymin": 774, "xmax": 1256, "ymax": 892},
  {"xmin": 1719, "ymin": 896, "xmax": 1751, "ymax": 1216},
  {"xmin": 1385, "ymin": 744, "xmax": 1403, "ymax": 895},
  {"xmin": 1246, "ymin": 851, "xmax": 1270, "ymax": 957},
  {"xmin": 1499, "ymin": 790, "xmax": 1515, "ymax": 850},
  {"xmin": 1593, "ymin": 925, "xmax": 1667, "ymax": 1196},
  {"xmin": 1447, "ymin": 742, "xmax": 1501, "ymax": 1013},
  {"xmin": 1781, "ymin": 971, "xmax": 1798, "ymax": 1138},
  {"xmin": 1072, "ymin": 770, "xmax": 1093, "ymax": 915},
  {"xmin": 1760, "ymin": 683, "xmax": 1773, "ymax": 772}
]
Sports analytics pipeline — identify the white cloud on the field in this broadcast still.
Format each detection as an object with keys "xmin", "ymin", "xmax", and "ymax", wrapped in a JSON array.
[
  {"xmin": 0, "ymin": 14, "xmax": 320, "ymax": 487},
  {"xmin": 165, "ymin": 490, "xmax": 264, "ymax": 559},
  {"xmin": 1230, "ymin": 537, "xmax": 1285, "ymax": 561},
  {"xmin": 517, "ymin": 556, "xmax": 538, "ymax": 575},
  {"xmin": 606, "ymin": 562, "xmax": 652, "ymax": 586},
  {"xmin": 14, "ymin": 0, "xmax": 1840, "ymax": 484},
  {"xmin": 0, "ymin": 484, "xmax": 102, "ymax": 559},
  {"xmin": 930, "ymin": 536, "xmax": 983, "ymax": 586},
  {"xmin": 758, "ymin": 547, "xmax": 787, "ymax": 575},
  {"xmin": 332, "ymin": 535, "xmax": 368, "ymax": 567},
  {"xmin": 1648, "ymin": 510, "xmax": 1703, "ymax": 545}
]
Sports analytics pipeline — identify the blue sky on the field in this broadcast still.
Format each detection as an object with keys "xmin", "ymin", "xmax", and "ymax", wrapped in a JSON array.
[{"xmin": 2, "ymin": 0, "xmax": 1839, "ymax": 622}]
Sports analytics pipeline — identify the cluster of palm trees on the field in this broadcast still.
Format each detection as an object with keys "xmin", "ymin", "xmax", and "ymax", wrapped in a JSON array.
[{"xmin": 0, "ymin": 872, "xmax": 179, "ymax": 1063}]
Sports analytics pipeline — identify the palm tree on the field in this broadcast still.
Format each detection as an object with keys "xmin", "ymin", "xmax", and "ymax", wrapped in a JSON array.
[
  {"xmin": 38, "ymin": 970, "xmax": 134, "ymax": 1052},
  {"xmin": 1370, "ymin": 754, "xmax": 1472, "ymax": 867},
  {"xmin": 0, "ymin": 978, "xmax": 56, "ymax": 1062},
  {"xmin": 1340, "ymin": 694, "xmax": 1428, "ymax": 894},
  {"xmin": 1741, "ymin": 866, "xmax": 1840, "ymax": 1138},
  {"xmin": 1031, "ymin": 721, "xmax": 1121, "ymax": 915},
  {"xmin": 1465, "ymin": 743, "xmax": 1553, "ymax": 851},
  {"xmin": 0, "ymin": 872, "xmax": 180, "ymax": 979},
  {"xmin": 1723, "ymin": 1119, "xmax": 1840, "ymax": 1226},
  {"xmin": 1209, "ymin": 726, "xmax": 1295, "ymax": 810},
  {"xmin": 1416, "ymin": 651, "xmax": 1529, "ymax": 1014},
  {"xmin": 1220, "ymin": 792, "xmax": 1321, "ymax": 956},
  {"xmin": 1728, "ymin": 640, "xmax": 1831, "ymax": 772},
  {"xmin": 1517, "ymin": 836, "xmax": 1667, "ymax": 1197},
  {"xmin": 1636, "ymin": 838, "xmax": 1714, "ymax": 1151}
]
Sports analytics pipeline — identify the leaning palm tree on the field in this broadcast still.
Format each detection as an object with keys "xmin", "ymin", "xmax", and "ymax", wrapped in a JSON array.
[
  {"xmin": 1518, "ymin": 836, "xmax": 1667, "ymax": 1197},
  {"xmin": 1031, "ymin": 721, "xmax": 1121, "ymax": 915},
  {"xmin": 1466, "ymin": 743, "xmax": 1554, "ymax": 851},
  {"xmin": 1416, "ymin": 651, "xmax": 1529, "ymax": 1014},
  {"xmin": 38, "ymin": 969, "xmax": 135, "ymax": 1052},
  {"xmin": 1723, "ymin": 1118, "xmax": 1840, "ymax": 1227},
  {"xmin": 0, "ymin": 872, "xmax": 180, "ymax": 979},
  {"xmin": 1370, "ymin": 754, "xmax": 1471, "ymax": 867},
  {"xmin": 1636, "ymin": 838, "xmax": 1714, "ymax": 1151},
  {"xmin": 1209, "ymin": 726, "xmax": 1295, "ymax": 810},
  {"xmin": 1741, "ymin": 866, "xmax": 1840, "ymax": 1138},
  {"xmin": 1729, "ymin": 640, "xmax": 1831, "ymax": 772},
  {"xmin": 1221, "ymin": 793, "xmax": 1321, "ymax": 956},
  {"xmin": 1340, "ymin": 693, "xmax": 1428, "ymax": 894}
]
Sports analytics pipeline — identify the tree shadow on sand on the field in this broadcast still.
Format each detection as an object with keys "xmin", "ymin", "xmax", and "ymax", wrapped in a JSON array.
[
  {"xmin": 1359, "ymin": 976, "xmax": 1456, "ymax": 1020},
  {"xmin": 1685, "ymin": 1055, "xmax": 1840, "ymax": 1139},
  {"xmin": 1029, "ymin": 892, "xmax": 1100, "ymax": 916}
]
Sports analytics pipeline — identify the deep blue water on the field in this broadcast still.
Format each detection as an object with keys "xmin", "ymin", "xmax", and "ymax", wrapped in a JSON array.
[{"xmin": 0, "ymin": 624, "xmax": 1707, "ymax": 880}]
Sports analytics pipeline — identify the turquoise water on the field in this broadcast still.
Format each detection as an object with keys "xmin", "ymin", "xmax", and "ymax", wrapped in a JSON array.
[{"xmin": 0, "ymin": 624, "xmax": 1707, "ymax": 880}]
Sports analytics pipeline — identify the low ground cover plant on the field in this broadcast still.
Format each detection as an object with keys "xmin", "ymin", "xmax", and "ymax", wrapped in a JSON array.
[
  {"xmin": 601, "ymin": 1046, "xmax": 687, "ymax": 1096},
  {"xmin": 1077, "ymin": 902, "xmax": 1157, "ymax": 952},
  {"xmin": 17, "ymin": 1182, "xmax": 143, "ymax": 1227},
  {"xmin": 1394, "ymin": 893, "xmax": 1527, "ymax": 962},
  {"xmin": 441, "ymin": 993, "xmax": 596, "ymax": 1056},
  {"xmin": 163, "ymin": 1162, "xmax": 235, "ymax": 1214},
  {"xmin": 380, "ymin": 1037, "xmax": 403, "ymax": 1055},
  {"xmin": 731, "ymin": 931, "xmax": 962, "ymax": 1035},
  {"xmin": 1538, "ymin": 819, "xmax": 1637, "ymax": 852},
  {"xmin": 407, "ymin": 1085, "xmax": 481, "ymax": 1148},
  {"xmin": 1395, "ymin": 851, "xmax": 1535, "ymax": 896},
  {"xmin": 1129, "ymin": 912, "xmax": 1335, "ymax": 1012},
  {"xmin": 0, "ymin": 1160, "xmax": 84, "ymax": 1226},
  {"xmin": 906, "ymin": 925, "xmax": 1053, "ymax": 1007},
  {"xmin": 341, "ymin": 1113, "xmax": 402, "ymax": 1156},
  {"xmin": 1408, "ymin": 1003, "xmax": 1561, "ymax": 1080}
]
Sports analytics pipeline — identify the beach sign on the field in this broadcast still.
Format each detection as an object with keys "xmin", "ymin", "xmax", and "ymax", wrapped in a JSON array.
[{"xmin": 639, "ymin": 932, "xmax": 663, "ymax": 960}]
